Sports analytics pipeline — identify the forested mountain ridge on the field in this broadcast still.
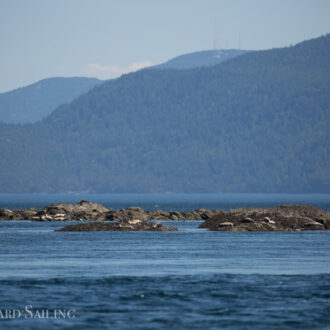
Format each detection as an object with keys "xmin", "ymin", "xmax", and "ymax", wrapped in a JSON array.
[
  {"xmin": 0, "ymin": 50, "xmax": 245, "ymax": 124},
  {"xmin": 0, "ymin": 77, "xmax": 101, "ymax": 124},
  {"xmin": 155, "ymin": 49, "xmax": 249, "ymax": 69},
  {"xmin": 0, "ymin": 34, "xmax": 329, "ymax": 193}
]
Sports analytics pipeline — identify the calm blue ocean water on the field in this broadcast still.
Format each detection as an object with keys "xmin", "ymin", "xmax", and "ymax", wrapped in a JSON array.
[
  {"xmin": 0, "ymin": 194, "xmax": 329, "ymax": 329},
  {"xmin": 0, "ymin": 193, "xmax": 330, "ymax": 211}
]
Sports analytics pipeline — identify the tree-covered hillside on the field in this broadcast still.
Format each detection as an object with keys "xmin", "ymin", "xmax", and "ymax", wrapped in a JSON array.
[
  {"xmin": 0, "ymin": 77, "xmax": 101, "ymax": 123},
  {"xmin": 0, "ymin": 35, "xmax": 329, "ymax": 193},
  {"xmin": 0, "ymin": 50, "xmax": 245, "ymax": 124}
]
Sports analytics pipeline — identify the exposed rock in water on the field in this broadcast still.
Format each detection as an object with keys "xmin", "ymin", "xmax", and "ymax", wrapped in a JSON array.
[
  {"xmin": 105, "ymin": 208, "xmax": 223, "ymax": 221},
  {"xmin": 0, "ymin": 208, "xmax": 38, "ymax": 220},
  {"xmin": 0, "ymin": 201, "xmax": 109, "ymax": 221},
  {"xmin": 36, "ymin": 200, "xmax": 109, "ymax": 221},
  {"xmin": 0, "ymin": 201, "xmax": 224, "ymax": 221},
  {"xmin": 181, "ymin": 208, "xmax": 223, "ymax": 220},
  {"xmin": 1, "ymin": 201, "xmax": 329, "ymax": 233},
  {"xmin": 199, "ymin": 205, "xmax": 330, "ymax": 231},
  {"xmin": 106, "ymin": 207, "xmax": 149, "ymax": 221},
  {"xmin": 55, "ymin": 220, "xmax": 178, "ymax": 232}
]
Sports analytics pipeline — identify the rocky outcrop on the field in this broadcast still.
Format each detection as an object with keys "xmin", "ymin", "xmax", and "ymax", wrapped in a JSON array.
[
  {"xmin": 1, "ymin": 202, "xmax": 329, "ymax": 232},
  {"xmin": 0, "ymin": 201, "xmax": 109, "ymax": 221},
  {"xmin": 0, "ymin": 201, "xmax": 224, "ymax": 221},
  {"xmin": 105, "ymin": 207, "xmax": 223, "ymax": 221},
  {"xmin": 105, "ymin": 207, "xmax": 149, "ymax": 221},
  {"xmin": 0, "ymin": 208, "xmax": 38, "ymax": 220},
  {"xmin": 35, "ymin": 200, "xmax": 108, "ymax": 221},
  {"xmin": 199, "ymin": 205, "xmax": 330, "ymax": 231},
  {"xmin": 55, "ymin": 220, "xmax": 178, "ymax": 232},
  {"xmin": 181, "ymin": 208, "xmax": 223, "ymax": 220}
]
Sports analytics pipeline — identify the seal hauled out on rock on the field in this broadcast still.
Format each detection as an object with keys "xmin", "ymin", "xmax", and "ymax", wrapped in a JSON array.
[
  {"xmin": 55, "ymin": 220, "xmax": 178, "ymax": 232},
  {"xmin": 1, "ymin": 201, "xmax": 329, "ymax": 233},
  {"xmin": 199, "ymin": 205, "xmax": 330, "ymax": 232}
]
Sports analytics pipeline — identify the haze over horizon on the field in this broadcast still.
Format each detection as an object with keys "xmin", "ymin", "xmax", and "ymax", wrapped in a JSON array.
[{"xmin": 1, "ymin": 0, "xmax": 330, "ymax": 92}]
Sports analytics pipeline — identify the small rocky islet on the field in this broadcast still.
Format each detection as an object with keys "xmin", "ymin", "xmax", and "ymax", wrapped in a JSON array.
[
  {"xmin": 199, "ymin": 204, "xmax": 330, "ymax": 232},
  {"xmin": 0, "ymin": 200, "xmax": 329, "ymax": 232},
  {"xmin": 55, "ymin": 220, "xmax": 178, "ymax": 232},
  {"xmin": 0, "ymin": 200, "xmax": 226, "ymax": 222}
]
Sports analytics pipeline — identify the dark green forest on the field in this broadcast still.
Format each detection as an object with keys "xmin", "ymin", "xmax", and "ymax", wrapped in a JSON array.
[
  {"xmin": 0, "ymin": 50, "xmax": 246, "ymax": 124},
  {"xmin": 0, "ymin": 34, "xmax": 329, "ymax": 193},
  {"xmin": 0, "ymin": 77, "xmax": 101, "ymax": 123}
]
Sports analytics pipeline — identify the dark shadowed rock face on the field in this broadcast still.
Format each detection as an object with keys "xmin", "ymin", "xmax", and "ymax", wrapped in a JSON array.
[
  {"xmin": 106, "ymin": 207, "xmax": 149, "ymax": 221},
  {"xmin": 55, "ymin": 220, "xmax": 178, "ymax": 232},
  {"xmin": 199, "ymin": 205, "xmax": 330, "ymax": 231}
]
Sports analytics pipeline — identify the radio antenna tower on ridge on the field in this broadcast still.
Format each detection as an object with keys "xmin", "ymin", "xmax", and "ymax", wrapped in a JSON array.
[
  {"xmin": 213, "ymin": 21, "xmax": 220, "ymax": 50},
  {"xmin": 213, "ymin": 23, "xmax": 216, "ymax": 50}
]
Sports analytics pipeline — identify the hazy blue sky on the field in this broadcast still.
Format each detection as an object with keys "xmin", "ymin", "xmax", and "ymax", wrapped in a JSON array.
[{"xmin": 1, "ymin": 0, "xmax": 330, "ymax": 92}]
